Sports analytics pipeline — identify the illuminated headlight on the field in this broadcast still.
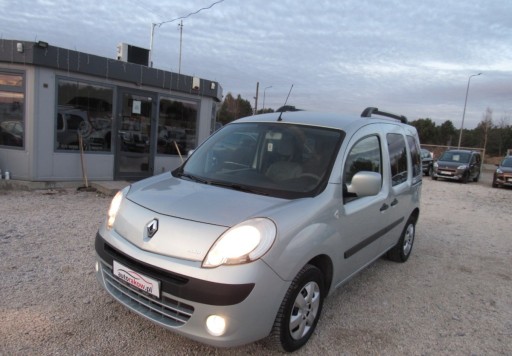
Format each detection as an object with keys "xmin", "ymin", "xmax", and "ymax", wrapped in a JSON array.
[
  {"xmin": 206, "ymin": 315, "xmax": 226, "ymax": 336},
  {"xmin": 457, "ymin": 164, "xmax": 468, "ymax": 170},
  {"xmin": 107, "ymin": 186, "xmax": 130, "ymax": 230},
  {"xmin": 202, "ymin": 218, "xmax": 276, "ymax": 268}
]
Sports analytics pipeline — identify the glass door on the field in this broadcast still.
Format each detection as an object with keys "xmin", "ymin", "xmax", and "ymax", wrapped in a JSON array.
[{"xmin": 115, "ymin": 89, "xmax": 156, "ymax": 180}]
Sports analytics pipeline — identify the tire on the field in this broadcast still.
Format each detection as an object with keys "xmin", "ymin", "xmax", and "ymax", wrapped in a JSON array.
[
  {"xmin": 461, "ymin": 172, "xmax": 469, "ymax": 184},
  {"xmin": 431, "ymin": 175, "xmax": 437, "ymax": 181},
  {"xmin": 387, "ymin": 216, "xmax": 416, "ymax": 263},
  {"xmin": 427, "ymin": 165, "xmax": 433, "ymax": 177},
  {"xmin": 473, "ymin": 172, "xmax": 480, "ymax": 182},
  {"xmin": 269, "ymin": 264, "xmax": 324, "ymax": 352}
]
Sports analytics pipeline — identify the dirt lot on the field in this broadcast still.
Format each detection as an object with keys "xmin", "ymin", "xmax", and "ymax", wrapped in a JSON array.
[{"xmin": 1, "ymin": 177, "xmax": 511, "ymax": 355}]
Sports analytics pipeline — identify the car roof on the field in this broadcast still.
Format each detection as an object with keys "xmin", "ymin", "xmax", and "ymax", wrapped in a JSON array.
[{"xmin": 232, "ymin": 111, "xmax": 412, "ymax": 132}]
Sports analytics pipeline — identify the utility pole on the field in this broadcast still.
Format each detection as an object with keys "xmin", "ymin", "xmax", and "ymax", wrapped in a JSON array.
[
  {"xmin": 178, "ymin": 20, "xmax": 183, "ymax": 75},
  {"xmin": 254, "ymin": 82, "xmax": 259, "ymax": 115}
]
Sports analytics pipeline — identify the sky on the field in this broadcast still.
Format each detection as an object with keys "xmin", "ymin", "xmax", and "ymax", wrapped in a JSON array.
[{"xmin": 1, "ymin": 0, "xmax": 511, "ymax": 129}]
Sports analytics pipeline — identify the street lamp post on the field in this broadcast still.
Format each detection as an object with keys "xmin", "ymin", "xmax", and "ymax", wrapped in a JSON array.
[
  {"xmin": 263, "ymin": 86, "xmax": 272, "ymax": 112},
  {"xmin": 457, "ymin": 73, "xmax": 482, "ymax": 148}
]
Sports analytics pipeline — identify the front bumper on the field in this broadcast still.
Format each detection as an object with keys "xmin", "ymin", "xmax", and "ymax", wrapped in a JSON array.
[
  {"xmin": 494, "ymin": 175, "xmax": 512, "ymax": 187},
  {"xmin": 432, "ymin": 169, "xmax": 465, "ymax": 181},
  {"xmin": 94, "ymin": 231, "xmax": 289, "ymax": 347}
]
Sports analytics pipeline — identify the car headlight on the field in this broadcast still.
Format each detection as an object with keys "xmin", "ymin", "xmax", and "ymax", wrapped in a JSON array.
[
  {"xmin": 433, "ymin": 162, "xmax": 438, "ymax": 168},
  {"xmin": 107, "ymin": 186, "xmax": 130, "ymax": 230},
  {"xmin": 457, "ymin": 164, "xmax": 468, "ymax": 170},
  {"xmin": 496, "ymin": 168, "xmax": 503, "ymax": 174},
  {"xmin": 202, "ymin": 218, "xmax": 276, "ymax": 268}
]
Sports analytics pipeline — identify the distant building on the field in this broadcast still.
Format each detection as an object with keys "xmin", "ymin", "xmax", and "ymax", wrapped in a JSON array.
[{"xmin": 0, "ymin": 39, "xmax": 222, "ymax": 182}]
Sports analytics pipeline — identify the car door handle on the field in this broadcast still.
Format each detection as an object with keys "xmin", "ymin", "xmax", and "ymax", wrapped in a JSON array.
[
  {"xmin": 380, "ymin": 203, "xmax": 389, "ymax": 212},
  {"xmin": 391, "ymin": 198, "xmax": 398, "ymax": 207}
]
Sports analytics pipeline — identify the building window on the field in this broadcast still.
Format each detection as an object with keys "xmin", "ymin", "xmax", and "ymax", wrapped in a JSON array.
[
  {"xmin": 157, "ymin": 98, "xmax": 198, "ymax": 155},
  {"xmin": 0, "ymin": 71, "xmax": 24, "ymax": 148},
  {"xmin": 56, "ymin": 79, "xmax": 113, "ymax": 152}
]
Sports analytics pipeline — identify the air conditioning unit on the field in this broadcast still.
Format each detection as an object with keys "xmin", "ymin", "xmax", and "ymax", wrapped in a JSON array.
[{"xmin": 116, "ymin": 43, "xmax": 149, "ymax": 66}]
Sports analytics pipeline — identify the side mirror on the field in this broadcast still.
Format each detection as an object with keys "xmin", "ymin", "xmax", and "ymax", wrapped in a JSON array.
[{"xmin": 346, "ymin": 171, "xmax": 381, "ymax": 197}]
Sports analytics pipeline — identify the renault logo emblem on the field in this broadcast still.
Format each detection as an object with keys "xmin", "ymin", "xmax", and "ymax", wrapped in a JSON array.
[{"xmin": 146, "ymin": 219, "xmax": 159, "ymax": 238}]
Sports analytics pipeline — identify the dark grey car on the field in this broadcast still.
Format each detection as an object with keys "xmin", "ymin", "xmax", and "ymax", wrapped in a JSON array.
[{"xmin": 432, "ymin": 149, "xmax": 481, "ymax": 183}]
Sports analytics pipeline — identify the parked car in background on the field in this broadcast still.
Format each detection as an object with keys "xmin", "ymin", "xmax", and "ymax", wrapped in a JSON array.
[
  {"xmin": 432, "ymin": 149, "xmax": 481, "ymax": 183},
  {"xmin": 492, "ymin": 156, "xmax": 512, "ymax": 188},
  {"xmin": 421, "ymin": 149, "xmax": 433, "ymax": 176},
  {"xmin": 95, "ymin": 107, "xmax": 422, "ymax": 352}
]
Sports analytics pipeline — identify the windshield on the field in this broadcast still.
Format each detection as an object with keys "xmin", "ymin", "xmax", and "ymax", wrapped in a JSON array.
[
  {"xmin": 501, "ymin": 157, "xmax": 512, "ymax": 167},
  {"xmin": 439, "ymin": 151, "xmax": 470, "ymax": 163},
  {"xmin": 175, "ymin": 122, "xmax": 344, "ymax": 199}
]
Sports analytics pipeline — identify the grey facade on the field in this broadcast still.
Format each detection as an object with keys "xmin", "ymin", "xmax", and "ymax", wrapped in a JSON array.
[{"xmin": 0, "ymin": 39, "xmax": 222, "ymax": 182}]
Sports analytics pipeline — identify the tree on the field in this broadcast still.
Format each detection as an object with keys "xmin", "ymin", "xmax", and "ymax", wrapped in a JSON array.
[
  {"xmin": 437, "ymin": 120, "xmax": 457, "ymax": 146},
  {"xmin": 217, "ymin": 93, "xmax": 253, "ymax": 124},
  {"xmin": 409, "ymin": 118, "xmax": 437, "ymax": 143}
]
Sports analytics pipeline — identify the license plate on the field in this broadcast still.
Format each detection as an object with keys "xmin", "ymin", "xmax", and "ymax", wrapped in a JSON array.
[
  {"xmin": 113, "ymin": 261, "xmax": 161, "ymax": 298},
  {"xmin": 507, "ymin": 178, "xmax": 512, "ymax": 182},
  {"xmin": 440, "ymin": 171, "xmax": 451, "ymax": 175}
]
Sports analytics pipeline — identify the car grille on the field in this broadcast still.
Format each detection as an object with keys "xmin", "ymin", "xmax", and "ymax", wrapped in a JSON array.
[{"xmin": 99, "ymin": 260, "xmax": 194, "ymax": 327}]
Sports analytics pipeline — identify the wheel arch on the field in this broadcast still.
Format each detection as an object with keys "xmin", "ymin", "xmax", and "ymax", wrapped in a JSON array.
[{"xmin": 306, "ymin": 254, "xmax": 333, "ymax": 294}]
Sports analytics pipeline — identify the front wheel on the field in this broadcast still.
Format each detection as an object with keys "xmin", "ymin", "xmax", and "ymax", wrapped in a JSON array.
[
  {"xmin": 387, "ymin": 216, "xmax": 416, "ymax": 262},
  {"xmin": 269, "ymin": 265, "xmax": 324, "ymax": 352}
]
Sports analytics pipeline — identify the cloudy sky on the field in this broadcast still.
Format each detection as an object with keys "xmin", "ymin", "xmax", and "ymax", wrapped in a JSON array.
[{"xmin": 2, "ymin": 0, "xmax": 511, "ymax": 128}]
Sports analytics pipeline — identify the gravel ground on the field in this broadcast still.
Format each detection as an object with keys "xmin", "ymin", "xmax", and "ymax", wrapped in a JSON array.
[{"xmin": 1, "ymin": 178, "xmax": 511, "ymax": 355}]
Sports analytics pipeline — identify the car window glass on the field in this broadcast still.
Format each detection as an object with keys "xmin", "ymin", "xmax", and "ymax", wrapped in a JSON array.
[
  {"xmin": 343, "ymin": 135, "xmax": 381, "ymax": 201},
  {"xmin": 387, "ymin": 133, "xmax": 408, "ymax": 186},
  {"xmin": 407, "ymin": 135, "xmax": 421, "ymax": 180},
  {"xmin": 181, "ymin": 122, "xmax": 344, "ymax": 199}
]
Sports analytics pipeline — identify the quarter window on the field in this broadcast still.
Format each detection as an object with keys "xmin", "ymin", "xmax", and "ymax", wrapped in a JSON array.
[
  {"xmin": 406, "ymin": 135, "xmax": 422, "ymax": 182},
  {"xmin": 0, "ymin": 71, "xmax": 24, "ymax": 148},
  {"xmin": 387, "ymin": 133, "xmax": 408, "ymax": 186}
]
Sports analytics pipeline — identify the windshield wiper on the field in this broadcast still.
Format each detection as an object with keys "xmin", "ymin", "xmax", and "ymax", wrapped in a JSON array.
[
  {"xmin": 209, "ymin": 181, "xmax": 270, "ymax": 195},
  {"xmin": 175, "ymin": 171, "xmax": 210, "ymax": 184}
]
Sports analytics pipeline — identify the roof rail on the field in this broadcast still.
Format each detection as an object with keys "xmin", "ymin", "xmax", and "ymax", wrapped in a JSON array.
[{"xmin": 361, "ymin": 107, "xmax": 408, "ymax": 124}]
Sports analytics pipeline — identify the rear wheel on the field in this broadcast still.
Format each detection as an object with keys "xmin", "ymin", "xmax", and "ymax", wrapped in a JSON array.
[
  {"xmin": 387, "ymin": 216, "xmax": 416, "ymax": 263},
  {"xmin": 269, "ymin": 264, "xmax": 324, "ymax": 352}
]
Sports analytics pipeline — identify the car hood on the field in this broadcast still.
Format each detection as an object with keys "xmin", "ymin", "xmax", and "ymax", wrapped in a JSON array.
[
  {"xmin": 498, "ymin": 166, "xmax": 512, "ymax": 173},
  {"xmin": 436, "ymin": 160, "xmax": 468, "ymax": 169},
  {"xmin": 126, "ymin": 173, "xmax": 287, "ymax": 227}
]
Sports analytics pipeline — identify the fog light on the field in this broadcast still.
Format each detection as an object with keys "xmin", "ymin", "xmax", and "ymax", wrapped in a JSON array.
[{"xmin": 206, "ymin": 315, "xmax": 226, "ymax": 336}]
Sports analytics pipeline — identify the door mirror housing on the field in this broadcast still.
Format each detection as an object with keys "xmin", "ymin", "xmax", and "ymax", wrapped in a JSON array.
[{"xmin": 346, "ymin": 171, "xmax": 381, "ymax": 197}]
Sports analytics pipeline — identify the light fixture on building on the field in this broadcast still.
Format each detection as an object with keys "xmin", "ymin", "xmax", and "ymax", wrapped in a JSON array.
[{"xmin": 36, "ymin": 41, "xmax": 49, "ymax": 48}]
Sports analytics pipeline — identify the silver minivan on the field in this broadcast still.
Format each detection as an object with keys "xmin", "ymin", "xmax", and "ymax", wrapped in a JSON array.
[{"xmin": 95, "ymin": 108, "xmax": 422, "ymax": 352}]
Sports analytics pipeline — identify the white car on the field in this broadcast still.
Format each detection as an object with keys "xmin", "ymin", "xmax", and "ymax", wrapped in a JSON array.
[{"xmin": 95, "ymin": 107, "xmax": 422, "ymax": 352}]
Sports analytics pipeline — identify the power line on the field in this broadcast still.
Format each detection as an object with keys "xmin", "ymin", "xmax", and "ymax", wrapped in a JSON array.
[{"xmin": 149, "ymin": 0, "xmax": 224, "ymax": 67}]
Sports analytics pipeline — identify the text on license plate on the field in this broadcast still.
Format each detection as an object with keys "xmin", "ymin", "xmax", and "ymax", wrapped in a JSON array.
[{"xmin": 113, "ymin": 260, "xmax": 161, "ymax": 298}]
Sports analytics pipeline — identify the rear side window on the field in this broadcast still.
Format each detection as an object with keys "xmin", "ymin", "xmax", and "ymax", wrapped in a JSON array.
[
  {"xmin": 387, "ymin": 133, "xmax": 408, "ymax": 186},
  {"xmin": 406, "ymin": 135, "xmax": 422, "ymax": 182}
]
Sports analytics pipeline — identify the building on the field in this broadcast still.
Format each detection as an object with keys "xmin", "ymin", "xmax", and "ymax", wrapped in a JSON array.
[{"xmin": 0, "ymin": 39, "xmax": 222, "ymax": 182}]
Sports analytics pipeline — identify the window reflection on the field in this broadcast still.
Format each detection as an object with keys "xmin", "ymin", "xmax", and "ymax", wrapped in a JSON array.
[
  {"xmin": 56, "ymin": 79, "xmax": 113, "ymax": 151},
  {"xmin": 0, "ymin": 72, "xmax": 24, "ymax": 148},
  {"xmin": 158, "ymin": 98, "xmax": 198, "ymax": 155}
]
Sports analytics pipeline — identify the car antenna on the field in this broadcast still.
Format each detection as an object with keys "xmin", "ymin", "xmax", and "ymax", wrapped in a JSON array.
[{"xmin": 277, "ymin": 84, "xmax": 294, "ymax": 121}]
